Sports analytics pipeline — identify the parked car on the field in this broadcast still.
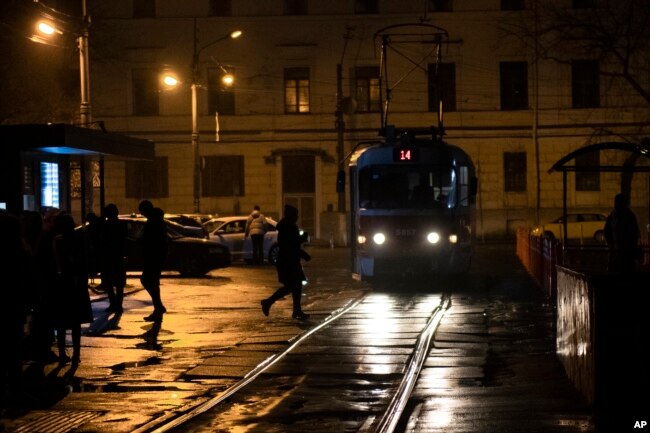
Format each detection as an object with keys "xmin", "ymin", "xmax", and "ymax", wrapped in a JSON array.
[
  {"xmin": 124, "ymin": 213, "xmax": 207, "ymax": 239},
  {"xmin": 120, "ymin": 216, "xmax": 230, "ymax": 276},
  {"xmin": 531, "ymin": 213, "xmax": 607, "ymax": 242},
  {"xmin": 165, "ymin": 213, "xmax": 216, "ymax": 229},
  {"xmin": 204, "ymin": 216, "xmax": 281, "ymax": 265}
]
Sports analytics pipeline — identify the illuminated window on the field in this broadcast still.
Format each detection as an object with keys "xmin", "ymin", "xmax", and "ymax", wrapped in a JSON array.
[
  {"xmin": 284, "ymin": 67, "xmax": 310, "ymax": 113},
  {"xmin": 355, "ymin": 66, "xmax": 381, "ymax": 112},
  {"xmin": 40, "ymin": 162, "xmax": 60, "ymax": 208}
]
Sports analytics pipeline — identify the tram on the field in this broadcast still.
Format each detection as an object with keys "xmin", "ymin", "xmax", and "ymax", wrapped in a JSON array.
[{"xmin": 348, "ymin": 126, "xmax": 477, "ymax": 280}]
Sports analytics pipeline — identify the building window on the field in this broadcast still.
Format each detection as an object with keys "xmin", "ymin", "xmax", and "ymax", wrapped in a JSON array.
[
  {"xmin": 572, "ymin": 0, "xmax": 595, "ymax": 8},
  {"xmin": 572, "ymin": 60, "xmax": 600, "ymax": 108},
  {"xmin": 504, "ymin": 152, "xmax": 527, "ymax": 192},
  {"xmin": 133, "ymin": 0, "xmax": 156, "ymax": 18},
  {"xmin": 209, "ymin": 0, "xmax": 232, "ymax": 16},
  {"xmin": 500, "ymin": 61, "xmax": 528, "ymax": 110},
  {"xmin": 284, "ymin": 67, "xmax": 310, "ymax": 114},
  {"xmin": 428, "ymin": 62, "xmax": 456, "ymax": 112},
  {"xmin": 208, "ymin": 68, "xmax": 235, "ymax": 115},
  {"xmin": 126, "ymin": 157, "xmax": 168, "ymax": 199},
  {"xmin": 501, "ymin": 0, "xmax": 525, "ymax": 10},
  {"xmin": 202, "ymin": 156, "xmax": 245, "ymax": 197},
  {"xmin": 284, "ymin": 0, "xmax": 308, "ymax": 15},
  {"xmin": 132, "ymin": 68, "xmax": 159, "ymax": 116},
  {"xmin": 575, "ymin": 152, "xmax": 600, "ymax": 191},
  {"xmin": 428, "ymin": 0, "xmax": 452, "ymax": 12},
  {"xmin": 354, "ymin": 0, "xmax": 378, "ymax": 14},
  {"xmin": 355, "ymin": 66, "xmax": 381, "ymax": 113}
]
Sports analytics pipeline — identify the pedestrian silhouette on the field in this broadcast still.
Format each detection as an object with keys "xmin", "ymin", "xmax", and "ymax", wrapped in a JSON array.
[
  {"xmin": 0, "ymin": 212, "xmax": 31, "ymax": 411},
  {"xmin": 138, "ymin": 200, "xmax": 168, "ymax": 322},
  {"xmin": 261, "ymin": 204, "xmax": 311, "ymax": 320},
  {"xmin": 245, "ymin": 205, "xmax": 266, "ymax": 265},
  {"xmin": 83, "ymin": 212, "xmax": 101, "ymax": 286},
  {"xmin": 51, "ymin": 213, "xmax": 93, "ymax": 365},
  {"xmin": 604, "ymin": 193, "xmax": 640, "ymax": 273},
  {"xmin": 100, "ymin": 204, "xmax": 128, "ymax": 313}
]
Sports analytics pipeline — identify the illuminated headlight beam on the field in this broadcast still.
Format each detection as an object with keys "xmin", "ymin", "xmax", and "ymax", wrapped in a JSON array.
[
  {"xmin": 373, "ymin": 233, "xmax": 386, "ymax": 245},
  {"xmin": 427, "ymin": 232, "xmax": 440, "ymax": 244}
]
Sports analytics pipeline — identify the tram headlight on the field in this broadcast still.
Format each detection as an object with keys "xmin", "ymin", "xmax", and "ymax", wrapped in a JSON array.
[
  {"xmin": 426, "ymin": 232, "xmax": 440, "ymax": 244},
  {"xmin": 449, "ymin": 234, "xmax": 458, "ymax": 244},
  {"xmin": 357, "ymin": 235, "xmax": 367, "ymax": 244},
  {"xmin": 373, "ymin": 233, "xmax": 386, "ymax": 245}
]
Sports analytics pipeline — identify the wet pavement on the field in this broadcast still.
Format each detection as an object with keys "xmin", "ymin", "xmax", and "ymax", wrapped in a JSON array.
[{"xmin": 0, "ymin": 242, "xmax": 610, "ymax": 432}]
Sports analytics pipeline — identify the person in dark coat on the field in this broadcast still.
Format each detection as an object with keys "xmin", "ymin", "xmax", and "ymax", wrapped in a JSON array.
[
  {"xmin": 138, "ymin": 200, "xmax": 168, "ymax": 321},
  {"xmin": 0, "ymin": 212, "xmax": 31, "ymax": 410},
  {"xmin": 604, "ymin": 193, "xmax": 640, "ymax": 273},
  {"xmin": 100, "ymin": 204, "xmax": 128, "ymax": 313},
  {"xmin": 260, "ymin": 204, "xmax": 311, "ymax": 320},
  {"xmin": 52, "ymin": 213, "xmax": 93, "ymax": 365}
]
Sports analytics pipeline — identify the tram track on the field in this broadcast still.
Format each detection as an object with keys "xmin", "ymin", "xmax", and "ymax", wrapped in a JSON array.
[{"xmin": 132, "ymin": 291, "xmax": 451, "ymax": 433}]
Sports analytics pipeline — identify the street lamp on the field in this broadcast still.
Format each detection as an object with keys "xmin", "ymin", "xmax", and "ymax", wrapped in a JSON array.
[
  {"xmin": 33, "ymin": 0, "xmax": 98, "ymax": 219},
  {"xmin": 164, "ymin": 25, "xmax": 242, "ymax": 213}
]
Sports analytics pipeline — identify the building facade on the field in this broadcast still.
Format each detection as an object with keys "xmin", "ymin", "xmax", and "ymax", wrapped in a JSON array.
[{"xmin": 81, "ymin": 0, "xmax": 649, "ymax": 240}]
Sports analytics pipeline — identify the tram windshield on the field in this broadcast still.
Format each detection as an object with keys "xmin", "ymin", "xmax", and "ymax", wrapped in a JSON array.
[{"xmin": 358, "ymin": 165, "xmax": 457, "ymax": 209}]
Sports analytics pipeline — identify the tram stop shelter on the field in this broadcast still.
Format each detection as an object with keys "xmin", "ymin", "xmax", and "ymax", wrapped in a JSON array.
[
  {"xmin": 0, "ymin": 123, "xmax": 154, "ymax": 222},
  {"xmin": 548, "ymin": 140, "xmax": 650, "ymax": 424}
]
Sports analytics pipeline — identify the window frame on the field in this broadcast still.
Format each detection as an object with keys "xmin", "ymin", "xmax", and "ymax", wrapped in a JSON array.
[
  {"xmin": 575, "ymin": 152, "xmax": 600, "ymax": 192},
  {"xmin": 202, "ymin": 155, "xmax": 245, "ymax": 197},
  {"xmin": 284, "ymin": 67, "xmax": 311, "ymax": 114},
  {"xmin": 208, "ymin": 67, "xmax": 236, "ymax": 115},
  {"xmin": 500, "ymin": 61, "xmax": 528, "ymax": 110},
  {"xmin": 572, "ymin": 60, "xmax": 600, "ymax": 109},
  {"xmin": 125, "ymin": 157, "xmax": 168, "ymax": 199},
  {"xmin": 132, "ymin": 68, "xmax": 160, "ymax": 116},
  {"xmin": 354, "ymin": 66, "xmax": 381, "ymax": 113},
  {"xmin": 428, "ymin": 62, "xmax": 456, "ymax": 112},
  {"xmin": 504, "ymin": 152, "xmax": 527, "ymax": 192}
]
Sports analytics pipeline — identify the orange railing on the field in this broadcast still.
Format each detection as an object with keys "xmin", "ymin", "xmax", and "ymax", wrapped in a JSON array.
[{"xmin": 517, "ymin": 227, "xmax": 650, "ymax": 302}]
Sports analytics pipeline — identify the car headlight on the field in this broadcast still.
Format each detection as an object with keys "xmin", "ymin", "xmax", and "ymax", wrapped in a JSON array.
[
  {"xmin": 373, "ymin": 233, "xmax": 386, "ymax": 245},
  {"xmin": 427, "ymin": 232, "xmax": 440, "ymax": 244},
  {"xmin": 357, "ymin": 235, "xmax": 367, "ymax": 244},
  {"xmin": 448, "ymin": 234, "xmax": 458, "ymax": 244}
]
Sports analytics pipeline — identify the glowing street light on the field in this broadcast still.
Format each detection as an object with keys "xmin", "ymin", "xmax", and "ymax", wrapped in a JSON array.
[{"xmin": 164, "ymin": 25, "xmax": 242, "ymax": 213}]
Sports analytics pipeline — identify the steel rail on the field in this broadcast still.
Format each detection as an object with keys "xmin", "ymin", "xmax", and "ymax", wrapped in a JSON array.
[
  {"xmin": 132, "ymin": 296, "xmax": 365, "ymax": 433},
  {"xmin": 370, "ymin": 293, "xmax": 451, "ymax": 433}
]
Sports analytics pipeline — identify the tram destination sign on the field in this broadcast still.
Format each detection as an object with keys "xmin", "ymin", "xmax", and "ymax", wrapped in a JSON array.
[{"xmin": 393, "ymin": 147, "xmax": 420, "ymax": 162}]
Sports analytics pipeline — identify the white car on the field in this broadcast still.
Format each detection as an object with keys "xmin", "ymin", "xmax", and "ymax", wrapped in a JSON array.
[{"xmin": 205, "ymin": 216, "xmax": 279, "ymax": 264}]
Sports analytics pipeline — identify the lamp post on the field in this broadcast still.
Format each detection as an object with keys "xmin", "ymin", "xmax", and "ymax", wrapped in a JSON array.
[
  {"xmin": 35, "ymin": 0, "xmax": 99, "ymax": 219},
  {"xmin": 188, "ymin": 23, "xmax": 241, "ymax": 213}
]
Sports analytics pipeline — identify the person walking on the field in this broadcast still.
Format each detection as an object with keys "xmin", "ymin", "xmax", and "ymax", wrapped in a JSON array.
[
  {"xmin": 100, "ymin": 204, "xmax": 128, "ymax": 313},
  {"xmin": 604, "ymin": 193, "xmax": 640, "ymax": 273},
  {"xmin": 0, "ymin": 212, "xmax": 31, "ymax": 410},
  {"xmin": 260, "ymin": 204, "xmax": 311, "ymax": 320},
  {"xmin": 138, "ymin": 200, "xmax": 168, "ymax": 321},
  {"xmin": 51, "ymin": 213, "xmax": 93, "ymax": 365},
  {"xmin": 245, "ymin": 205, "xmax": 266, "ymax": 265}
]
